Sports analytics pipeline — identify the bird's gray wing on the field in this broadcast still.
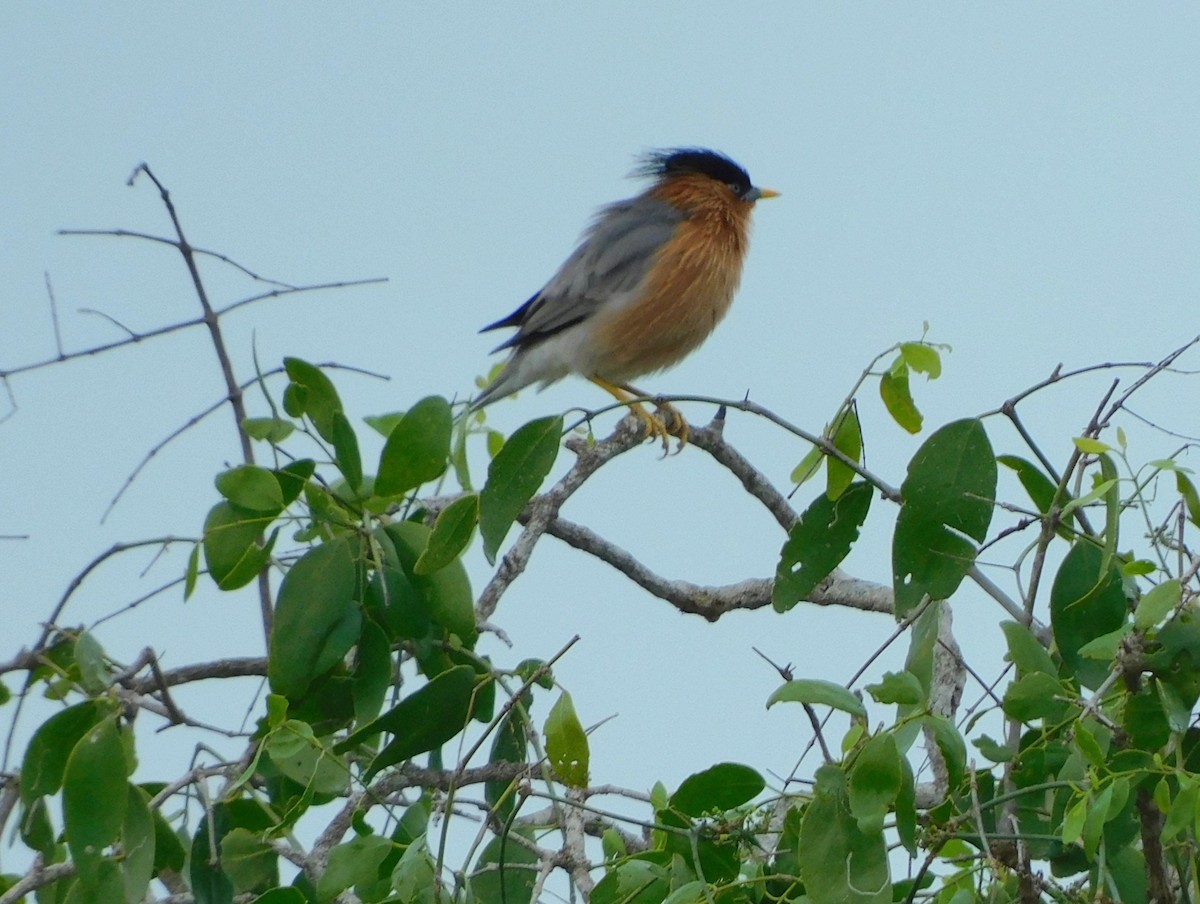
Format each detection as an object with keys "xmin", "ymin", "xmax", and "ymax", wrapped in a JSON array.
[{"xmin": 487, "ymin": 195, "xmax": 684, "ymax": 352}]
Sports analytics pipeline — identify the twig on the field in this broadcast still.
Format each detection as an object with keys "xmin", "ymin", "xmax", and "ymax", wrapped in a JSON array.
[
  {"xmin": 44, "ymin": 272, "xmax": 64, "ymax": 357},
  {"xmin": 802, "ymin": 703, "xmax": 834, "ymax": 765}
]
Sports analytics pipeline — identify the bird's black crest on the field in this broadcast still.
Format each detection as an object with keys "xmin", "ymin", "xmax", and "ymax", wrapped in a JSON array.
[{"xmin": 637, "ymin": 148, "xmax": 752, "ymax": 194}]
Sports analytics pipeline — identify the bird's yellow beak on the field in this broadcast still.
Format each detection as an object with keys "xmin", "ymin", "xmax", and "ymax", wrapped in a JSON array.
[{"xmin": 757, "ymin": 188, "xmax": 781, "ymax": 199}]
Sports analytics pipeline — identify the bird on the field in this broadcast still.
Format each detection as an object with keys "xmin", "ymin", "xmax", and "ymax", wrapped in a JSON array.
[{"xmin": 472, "ymin": 147, "xmax": 777, "ymax": 451}]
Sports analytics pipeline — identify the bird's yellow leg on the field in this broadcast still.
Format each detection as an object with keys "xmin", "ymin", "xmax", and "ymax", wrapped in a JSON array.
[{"xmin": 589, "ymin": 377, "xmax": 688, "ymax": 454}]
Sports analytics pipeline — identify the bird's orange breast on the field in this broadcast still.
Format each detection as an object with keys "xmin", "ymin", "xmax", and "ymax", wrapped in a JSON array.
[{"xmin": 590, "ymin": 176, "xmax": 754, "ymax": 382}]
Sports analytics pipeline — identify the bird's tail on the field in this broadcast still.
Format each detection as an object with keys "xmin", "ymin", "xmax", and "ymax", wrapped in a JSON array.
[{"xmin": 468, "ymin": 358, "xmax": 528, "ymax": 412}]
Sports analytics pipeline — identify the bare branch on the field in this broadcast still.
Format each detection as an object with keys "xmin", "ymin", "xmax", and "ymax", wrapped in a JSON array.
[{"xmin": 43, "ymin": 272, "xmax": 65, "ymax": 357}]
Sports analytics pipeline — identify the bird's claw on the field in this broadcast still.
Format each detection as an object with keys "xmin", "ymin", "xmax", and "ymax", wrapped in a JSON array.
[{"xmin": 630, "ymin": 401, "xmax": 689, "ymax": 455}]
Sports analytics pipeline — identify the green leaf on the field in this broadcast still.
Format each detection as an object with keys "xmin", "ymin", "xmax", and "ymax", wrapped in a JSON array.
[
  {"xmin": 848, "ymin": 733, "xmax": 902, "ymax": 834},
  {"xmin": 352, "ymin": 620, "xmax": 392, "ymax": 729},
  {"xmin": 283, "ymin": 358, "xmax": 343, "ymax": 442},
  {"xmin": 899, "ymin": 342, "xmax": 942, "ymax": 379},
  {"xmin": 774, "ymin": 481, "xmax": 872, "ymax": 611},
  {"xmin": 64, "ymin": 859, "xmax": 124, "ymax": 904},
  {"xmin": 590, "ymin": 860, "xmax": 669, "ymax": 904},
  {"xmin": 1050, "ymin": 541, "xmax": 1129, "ymax": 689},
  {"xmin": 922, "ymin": 715, "xmax": 966, "ymax": 792},
  {"xmin": 265, "ymin": 721, "xmax": 350, "ymax": 796},
  {"xmin": 383, "ymin": 521, "xmax": 477, "ymax": 642},
  {"xmin": 1135, "ymin": 579, "xmax": 1181, "ymax": 629},
  {"xmin": 122, "ymin": 784, "xmax": 155, "ymax": 904},
  {"xmin": 892, "ymin": 419, "xmax": 996, "ymax": 616},
  {"xmin": 470, "ymin": 829, "xmax": 540, "ymax": 904},
  {"xmin": 1060, "ymin": 477, "xmax": 1117, "ymax": 518},
  {"xmin": 1124, "ymin": 684, "xmax": 1170, "ymax": 750},
  {"xmin": 661, "ymin": 881, "xmax": 706, "ymax": 904},
  {"xmin": 670, "ymin": 763, "xmax": 764, "ymax": 816},
  {"xmin": 1062, "ymin": 795, "xmax": 1086, "ymax": 845},
  {"xmin": 790, "ymin": 444, "xmax": 824, "ymax": 486},
  {"xmin": 202, "ymin": 501, "xmax": 276, "ymax": 591},
  {"xmin": 20, "ymin": 796, "xmax": 54, "ymax": 859},
  {"xmin": 391, "ymin": 836, "xmax": 437, "ymax": 904},
  {"xmin": 250, "ymin": 888, "xmax": 307, "ymax": 902},
  {"xmin": 826, "ymin": 407, "xmax": 863, "ymax": 499},
  {"xmin": 1082, "ymin": 783, "xmax": 1113, "ymax": 859},
  {"xmin": 190, "ymin": 803, "xmax": 233, "ymax": 904},
  {"xmin": 331, "ymin": 411, "xmax": 363, "ymax": 494},
  {"xmin": 863, "ymin": 670, "xmax": 924, "ymax": 706},
  {"xmin": 1098, "ymin": 453, "xmax": 1120, "ymax": 572},
  {"xmin": 894, "ymin": 756, "xmax": 918, "ymax": 855},
  {"xmin": 219, "ymin": 828, "xmax": 277, "ymax": 894},
  {"xmin": 184, "ymin": 544, "xmax": 201, "ymax": 600},
  {"xmin": 375, "ymin": 396, "xmax": 452, "ymax": 497},
  {"xmin": 479, "ymin": 416, "xmax": 562, "ymax": 563},
  {"xmin": 486, "ymin": 711, "xmax": 528, "ymax": 824},
  {"xmin": 767, "ymin": 679, "xmax": 867, "ymax": 718},
  {"xmin": 63, "ymin": 717, "xmax": 128, "ymax": 880},
  {"xmin": 1000, "ymin": 620, "xmax": 1058, "ymax": 678},
  {"xmin": 880, "ymin": 364, "xmax": 922, "ymax": 434},
  {"xmin": 149, "ymin": 806, "xmax": 186, "ymax": 874},
  {"xmin": 364, "ymin": 412, "xmax": 405, "ymax": 438},
  {"xmin": 997, "ymin": 455, "xmax": 1063, "ymax": 516},
  {"xmin": 1072, "ymin": 436, "xmax": 1111, "ymax": 454},
  {"xmin": 268, "ymin": 538, "xmax": 360, "ymax": 699},
  {"xmin": 1163, "ymin": 777, "xmax": 1200, "ymax": 840},
  {"xmin": 215, "ymin": 465, "xmax": 285, "ymax": 513},
  {"xmin": 20, "ymin": 701, "xmax": 108, "ymax": 805},
  {"xmin": 1078, "ymin": 624, "xmax": 1131, "ymax": 660},
  {"xmin": 1177, "ymin": 471, "xmax": 1200, "ymax": 527},
  {"xmin": 972, "ymin": 734, "xmax": 1016, "ymax": 763},
  {"xmin": 74, "ymin": 631, "xmax": 109, "ymax": 695},
  {"xmin": 241, "ymin": 416, "xmax": 295, "ymax": 444},
  {"xmin": 316, "ymin": 834, "xmax": 391, "ymax": 902},
  {"xmin": 337, "ymin": 666, "xmax": 477, "ymax": 781},
  {"xmin": 274, "ymin": 459, "xmax": 315, "ymax": 506},
  {"xmin": 545, "ymin": 691, "xmax": 589, "ymax": 788},
  {"xmin": 797, "ymin": 764, "xmax": 891, "ymax": 904},
  {"xmin": 415, "ymin": 494, "xmax": 479, "ymax": 575},
  {"xmin": 1157, "ymin": 677, "xmax": 1192, "ymax": 734},
  {"xmin": 1002, "ymin": 672, "xmax": 1068, "ymax": 721},
  {"xmin": 1074, "ymin": 720, "xmax": 1108, "ymax": 769}
]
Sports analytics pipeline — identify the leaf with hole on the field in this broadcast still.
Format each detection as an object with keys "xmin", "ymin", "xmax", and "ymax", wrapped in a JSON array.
[
  {"xmin": 63, "ymin": 717, "xmax": 128, "ymax": 881},
  {"xmin": 545, "ymin": 691, "xmax": 589, "ymax": 788},
  {"xmin": 899, "ymin": 342, "xmax": 941, "ymax": 378},
  {"xmin": 892, "ymin": 419, "xmax": 995, "ymax": 615},
  {"xmin": 21, "ymin": 700, "xmax": 111, "ymax": 805},
  {"xmin": 774, "ymin": 481, "xmax": 872, "ymax": 611}
]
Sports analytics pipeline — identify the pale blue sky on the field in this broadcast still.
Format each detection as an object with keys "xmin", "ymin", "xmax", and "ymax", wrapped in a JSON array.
[{"xmin": 2, "ymin": 3, "xmax": 1199, "ymax": 841}]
